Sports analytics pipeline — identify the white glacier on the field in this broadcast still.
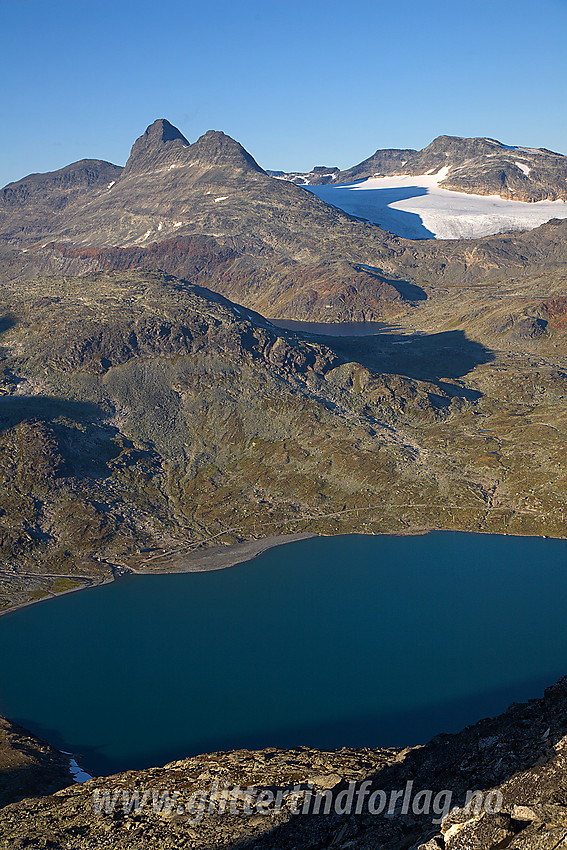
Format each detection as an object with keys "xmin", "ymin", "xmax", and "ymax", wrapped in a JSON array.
[{"xmin": 304, "ymin": 169, "xmax": 567, "ymax": 239}]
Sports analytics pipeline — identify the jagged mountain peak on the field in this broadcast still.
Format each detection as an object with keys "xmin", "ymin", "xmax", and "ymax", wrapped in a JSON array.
[
  {"xmin": 189, "ymin": 129, "xmax": 266, "ymax": 175},
  {"xmin": 122, "ymin": 118, "xmax": 191, "ymax": 177},
  {"xmin": 144, "ymin": 118, "xmax": 190, "ymax": 145}
]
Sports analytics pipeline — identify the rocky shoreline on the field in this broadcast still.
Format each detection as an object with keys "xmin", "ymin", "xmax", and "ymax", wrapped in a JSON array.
[
  {"xmin": 131, "ymin": 532, "xmax": 316, "ymax": 574},
  {"xmin": 0, "ymin": 533, "xmax": 316, "ymax": 621}
]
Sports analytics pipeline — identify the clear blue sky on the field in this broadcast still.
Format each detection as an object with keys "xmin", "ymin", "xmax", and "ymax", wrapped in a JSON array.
[{"xmin": 2, "ymin": 0, "xmax": 567, "ymax": 187}]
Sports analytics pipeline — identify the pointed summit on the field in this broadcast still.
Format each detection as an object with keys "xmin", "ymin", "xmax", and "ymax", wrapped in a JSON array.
[
  {"xmin": 122, "ymin": 119, "xmax": 191, "ymax": 177},
  {"xmin": 146, "ymin": 118, "xmax": 190, "ymax": 145},
  {"xmin": 189, "ymin": 130, "xmax": 266, "ymax": 175}
]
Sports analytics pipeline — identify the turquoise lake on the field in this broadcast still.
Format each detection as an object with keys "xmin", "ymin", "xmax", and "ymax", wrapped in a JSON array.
[{"xmin": 1, "ymin": 531, "xmax": 567, "ymax": 777}]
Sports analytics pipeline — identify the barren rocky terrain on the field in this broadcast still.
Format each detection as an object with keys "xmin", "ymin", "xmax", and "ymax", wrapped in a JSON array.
[
  {"xmin": 0, "ymin": 121, "xmax": 566, "ymax": 611},
  {"xmin": 2, "ymin": 119, "xmax": 567, "ymax": 848}
]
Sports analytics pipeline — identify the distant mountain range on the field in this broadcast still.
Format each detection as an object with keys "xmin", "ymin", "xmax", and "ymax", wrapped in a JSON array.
[
  {"xmin": 2, "ymin": 119, "xmax": 567, "ymax": 323},
  {"xmin": 270, "ymin": 134, "xmax": 567, "ymax": 203}
]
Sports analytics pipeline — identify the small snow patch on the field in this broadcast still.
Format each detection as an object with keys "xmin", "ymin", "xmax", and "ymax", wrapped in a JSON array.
[
  {"xmin": 434, "ymin": 165, "xmax": 450, "ymax": 179},
  {"xmin": 141, "ymin": 230, "xmax": 151, "ymax": 240},
  {"xmin": 70, "ymin": 758, "xmax": 92, "ymax": 783},
  {"xmin": 107, "ymin": 181, "xmax": 115, "ymax": 189},
  {"xmin": 173, "ymin": 222, "xmax": 183, "ymax": 228},
  {"xmin": 158, "ymin": 222, "xmax": 163, "ymax": 231},
  {"xmin": 214, "ymin": 196, "xmax": 228, "ymax": 202},
  {"xmin": 515, "ymin": 161, "xmax": 531, "ymax": 176},
  {"xmin": 61, "ymin": 753, "xmax": 93, "ymax": 783},
  {"xmin": 401, "ymin": 160, "xmax": 407, "ymax": 166}
]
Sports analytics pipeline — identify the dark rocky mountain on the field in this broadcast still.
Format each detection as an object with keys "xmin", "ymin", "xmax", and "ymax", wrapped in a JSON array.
[
  {"xmin": 121, "ymin": 117, "xmax": 190, "ymax": 177},
  {"xmin": 336, "ymin": 146, "xmax": 417, "ymax": 184},
  {"xmin": 275, "ymin": 134, "xmax": 567, "ymax": 202},
  {"xmin": 275, "ymin": 150, "xmax": 416, "ymax": 185},
  {"xmin": 267, "ymin": 165, "xmax": 341, "ymax": 185},
  {"xmin": 0, "ymin": 158, "xmax": 122, "ymax": 243},
  {"xmin": 404, "ymin": 136, "xmax": 567, "ymax": 202},
  {"xmin": 0, "ymin": 120, "xmax": 355, "ymax": 259},
  {"xmin": 0, "ymin": 159, "xmax": 123, "ymax": 206},
  {"xmin": 122, "ymin": 119, "xmax": 265, "ymax": 179},
  {"xmin": 188, "ymin": 127, "xmax": 266, "ymax": 175}
]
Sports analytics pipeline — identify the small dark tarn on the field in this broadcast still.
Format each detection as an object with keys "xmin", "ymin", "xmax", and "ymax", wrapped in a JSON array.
[{"xmin": 387, "ymin": 280, "xmax": 428, "ymax": 302}]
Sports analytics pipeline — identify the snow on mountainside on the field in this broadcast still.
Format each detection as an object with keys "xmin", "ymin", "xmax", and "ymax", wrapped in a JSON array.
[{"xmin": 304, "ymin": 167, "xmax": 567, "ymax": 239}]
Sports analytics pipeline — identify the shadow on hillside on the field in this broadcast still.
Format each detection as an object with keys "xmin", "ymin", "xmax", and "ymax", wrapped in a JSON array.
[
  {"xmin": 306, "ymin": 184, "xmax": 436, "ymax": 239},
  {"xmin": 0, "ymin": 396, "xmax": 105, "ymax": 433},
  {"xmin": 388, "ymin": 279, "xmax": 428, "ymax": 301},
  {"xmin": 0, "ymin": 762, "xmax": 71, "ymax": 808},
  {"xmin": 357, "ymin": 266, "xmax": 428, "ymax": 302},
  {"xmin": 0, "ymin": 396, "xmax": 125, "ymax": 478},
  {"xmin": 0, "ymin": 315, "xmax": 16, "ymax": 335},
  {"xmin": 320, "ymin": 328, "xmax": 492, "ymax": 397}
]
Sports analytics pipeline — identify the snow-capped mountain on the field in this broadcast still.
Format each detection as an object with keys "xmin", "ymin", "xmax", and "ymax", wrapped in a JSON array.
[
  {"xmin": 272, "ymin": 135, "xmax": 567, "ymax": 239},
  {"xmin": 304, "ymin": 166, "xmax": 567, "ymax": 240}
]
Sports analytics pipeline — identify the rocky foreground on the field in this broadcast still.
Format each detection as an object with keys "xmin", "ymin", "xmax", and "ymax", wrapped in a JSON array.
[{"xmin": 2, "ymin": 677, "xmax": 567, "ymax": 848}]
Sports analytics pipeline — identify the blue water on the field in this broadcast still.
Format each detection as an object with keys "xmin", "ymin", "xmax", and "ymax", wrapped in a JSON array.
[{"xmin": 0, "ymin": 531, "xmax": 566, "ymax": 777}]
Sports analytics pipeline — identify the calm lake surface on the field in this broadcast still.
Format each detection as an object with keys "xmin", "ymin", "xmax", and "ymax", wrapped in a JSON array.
[{"xmin": 1, "ymin": 531, "xmax": 567, "ymax": 776}]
